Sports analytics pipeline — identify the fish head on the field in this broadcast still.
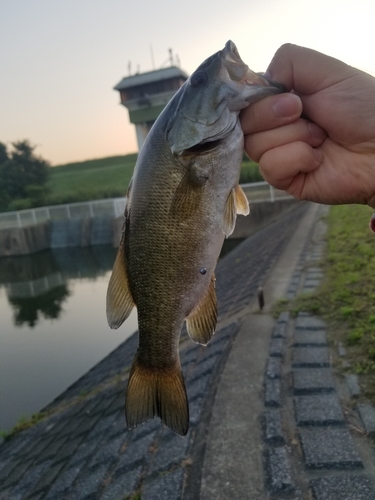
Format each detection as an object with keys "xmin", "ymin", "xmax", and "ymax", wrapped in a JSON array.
[{"xmin": 166, "ymin": 40, "xmax": 285, "ymax": 154}]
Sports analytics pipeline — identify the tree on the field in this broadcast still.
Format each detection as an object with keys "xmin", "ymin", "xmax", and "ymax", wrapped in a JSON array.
[{"xmin": 0, "ymin": 140, "xmax": 50, "ymax": 211}]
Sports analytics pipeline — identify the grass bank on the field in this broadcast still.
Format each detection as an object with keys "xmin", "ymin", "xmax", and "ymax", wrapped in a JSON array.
[
  {"xmin": 43, "ymin": 154, "xmax": 262, "ymax": 207},
  {"xmin": 45, "ymin": 154, "xmax": 138, "ymax": 205},
  {"xmin": 289, "ymin": 204, "xmax": 375, "ymax": 399}
]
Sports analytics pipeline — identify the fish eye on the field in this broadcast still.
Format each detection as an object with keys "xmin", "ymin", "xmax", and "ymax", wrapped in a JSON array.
[{"xmin": 190, "ymin": 70, "xmax": 208, "ymax": 88}]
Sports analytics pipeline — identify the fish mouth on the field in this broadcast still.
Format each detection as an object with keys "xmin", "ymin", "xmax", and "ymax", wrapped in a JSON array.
[{"xmin": 222, "ymin": 40, "xmax": 285, "ymax": 91}]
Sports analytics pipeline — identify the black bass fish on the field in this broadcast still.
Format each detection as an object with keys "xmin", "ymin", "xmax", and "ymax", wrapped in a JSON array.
[{"xmin": 107, "ymin": 40, "xmax": 284, "ymax": 436}]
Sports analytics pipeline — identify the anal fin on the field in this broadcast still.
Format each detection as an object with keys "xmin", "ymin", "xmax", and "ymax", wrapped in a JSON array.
[
  {"xmin": 106, "ymin": 240, "xmax": 135, "ymax": 329},
  {"xmin": 186, "ymin": 274, "xmax": 217, "ymax": 345}
]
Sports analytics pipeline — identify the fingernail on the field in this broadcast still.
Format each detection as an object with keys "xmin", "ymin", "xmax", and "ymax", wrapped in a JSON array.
[{"xmin": 272, "ymin": 94, "xmax": 301, "ymax": 118}]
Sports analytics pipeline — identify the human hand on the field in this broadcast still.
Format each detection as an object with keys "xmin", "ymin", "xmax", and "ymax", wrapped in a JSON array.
[{"xmin": 241, "ymin": 44, "xmax": 375, "ymax": 209}]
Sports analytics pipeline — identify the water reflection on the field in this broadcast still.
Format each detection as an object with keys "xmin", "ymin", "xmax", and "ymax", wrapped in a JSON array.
[
  {"xmin": 9, "ymin": 285, "xmax": 70, "ymax": 327},
  {"xmin": 0, "ymin": 245, "xmax": 139, "ymax": 432},
  {"xmin": 0, "ymin": 246, "xmax": 117, "ymax": 327}
]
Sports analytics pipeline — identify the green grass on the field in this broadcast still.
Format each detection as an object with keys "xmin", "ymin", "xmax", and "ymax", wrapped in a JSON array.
[
  {"xmin": 239, "ymin": 158, "xmax": 263, "ymax": 184},
  {"xmin": 45, "ymin": 154, "xmax": 137, "ymax": 205},
  {"xmin": 0, "ymin": 412, "xmax": 48, "ymax": 439},
  {"xmin": 44, "ymin": 154, "xmax": 262, "ymax": 207},
  {"xmin": 4, "ymin": 152, "xmax": 262, "ymax": 209},
  {"xmin": 285, "ymin": 204, "xmax": 375, "ymax": 399}
]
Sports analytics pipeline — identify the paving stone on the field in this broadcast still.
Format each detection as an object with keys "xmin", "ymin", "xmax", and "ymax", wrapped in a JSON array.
[
  {"xmin": 121, "ymin": 418, "xmax": 159, "ymax": 442},
  {"xmin": 35, "ymin": 437, "xmax": 69, "ymax": 464},
  {"xmin": 69, "ymin": 462, "xmax": 109, "ymax": 497},
  {"xmin": 6, "ymin": 459, "xmax": 52, "ymax": 499},
  {"xmin": 189, "ymin": 396, "xmax": 205, "ymax": 427},
  {"xmin": 29, "ymin": 461, "xmax": 66, "ymax": 496},
  {"xmin": 266, "ymin": 446, "xmax": 295, "ymax": 494},
  {"xmin": 272, "ymin": 322, "xmax": 287, "ymax": 339},
  {"xmin": 303, "ymin": 278, "xmax": 321, "ymax": 289},
  {"xmin": 187, "ymin": 355, "xmax": 217, "ymax": 383},
  {"xmin": 294, "ymin": 394, "xmax": 345, "ymax": 426},
  {"xmin": 89, "ymin": 431, "xmax": 125, "ymax": 469},
  {"xmin": 269, "ymin": 338, "xmax": 285, "ymax": 357},
  {"xmin": 299, "ymin": 427, "xmax": 363, "ymax": 469},
  {"xmin": 338, "ymin": 342, "xmax": 347, "ymax": 357},
  {"xmin": 346, "ymin": 374, "xmax": 361, "ymax": 398},
  {"xmin": 142, "ymin": 467, "xmax": 184, "ymax": 500},
  {"xmin": 24, "ymin": 435, "xmax": 54, "ymax": 462},
  {"xmin": 25, "ymin": 491, "xmax": 45, "ymax": 500},
  {"xmin": 293, "ymin": 368, "xmax": 335, "ymax": 394},
  {"xmin": 306, "ymin": 270, "xmax": 324, "ymax": 279},
  {"xmin": 295, "ymin": 315, "xmax": 326, "ymax": 330},
  {"xmin": 290, "ymin": 276, "xmax": 301, "ymax": 285},
  {"xmin": 1, "ymin": 459, "xmax": 35, "ymax": 489},
  {"xmin": 292, "ymin": 347, "xmax": 330, "ymax": 368},
  {"xmin": 310, "ymin": 474, "xmax": 375, "ymax": 500},
  {"xmin": 277, "ymin": 311, "xmax": 290, "ymax": 323},
  {"xmin": 287, "ymin": 283, "xmax": 299, "ymax": 295},
  {"xmin": 293, "ymin": 330, "xmax": 327, "ymax": 346},
  {"xmin": 113, "ymin": 431, "xmax": 155, "ymax": 476},
  {"xmin": 69, "ymin": 436, "xmax": 100, "ymax": 467},
  {"xmin": 357, "ymin": 403, "xmax": 375, "ymax": 436},
  {"xmin": 101, "ymin": 465, "xmax": 142, "ymax": 499},
  {"xmin": 43, "ymin": 461, "xmax": 85, "ymax": 499},
  {"xmin": 186, "ymin": 371, "xmax": 210, "ymax": 401},
  {"xmin": 0, "ymin": 457, "xmax": 20, "ymax": 485},
  {"xmin": 266, "ymin": 357, "xmax": 282, "ymax": 379},
  {"xmin": 264, "ymin": 409, "xmax": 285, "ymax": 445},
  {"xmin": 265, "ymin": 378, "xmax": 281, "ymax": 407},
  {"xmin": 150, "ymin": 431, "xmax": 189, "ymax": 473}
]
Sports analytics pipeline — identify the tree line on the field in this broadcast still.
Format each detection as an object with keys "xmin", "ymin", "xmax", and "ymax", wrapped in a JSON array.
[{"xmin": 0, "ymin": 140, "xmax": 49, "ymax": 211}]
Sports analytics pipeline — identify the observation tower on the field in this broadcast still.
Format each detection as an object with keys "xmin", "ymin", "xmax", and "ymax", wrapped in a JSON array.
[{"xmin": 114, "ymin": 58, "xmax": 188, "ymax": 150}]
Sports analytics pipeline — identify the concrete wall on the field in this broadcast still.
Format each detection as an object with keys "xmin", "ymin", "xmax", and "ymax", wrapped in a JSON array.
[
  {"xmin": 0, "ymin": 222, "xmax": 50, "ymax": 257},
  {"xmin": 231, "ymin": 198, "xmax": 302, "ymax": 239},
  {"xmin": 112, "ymin": 198, "xmax": 303, "ymax": 248},
  {"xmin": 0, "ymin": 199, "xmax": 302, "ymax": 257}
]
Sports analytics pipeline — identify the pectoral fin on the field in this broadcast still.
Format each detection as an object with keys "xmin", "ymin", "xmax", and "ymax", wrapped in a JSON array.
[
  {"xmin": 170, "ymin": 170, "xmax": 204, "ymax": 216},
  {"xmin": 234, "ymin": 184, "xmax": 250, "ymax": 216},
  {"xmin": 106, "ymin": 241, "xmax": 135, "ymax": 329},
  {"xmin": 186, "ymin": 274, "xmax": 217, "ymax": 345},
  {"xmin": 222, "ymin": 185, "xmax": 250, "ymax": 237}
]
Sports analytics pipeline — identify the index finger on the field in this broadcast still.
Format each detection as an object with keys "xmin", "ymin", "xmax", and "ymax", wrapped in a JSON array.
[{"xmin": 265, "ymin": 43, "xmax": 358, "ymax": 94}]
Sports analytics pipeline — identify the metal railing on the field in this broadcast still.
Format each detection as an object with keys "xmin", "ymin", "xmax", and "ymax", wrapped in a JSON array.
[
  {"xmin": 241, "ymin": 181, "xmax": 292, "ymax": 203},
  {"xmin": 0, "ymin": 183, "xmax": 292, "ymax": 230},
  {"xmin": 0, "ymin": 198, "xmax": 126, "ymax": 230}
]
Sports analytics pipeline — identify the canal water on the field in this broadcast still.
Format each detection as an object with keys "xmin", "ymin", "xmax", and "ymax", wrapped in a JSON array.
[
  {"xmin": 0, "ymin": 239, "xmax": 242, "ymax": 433},
  {"xmin": 0, "ymin": 246, "xmax": 138, "ymax": 433}
]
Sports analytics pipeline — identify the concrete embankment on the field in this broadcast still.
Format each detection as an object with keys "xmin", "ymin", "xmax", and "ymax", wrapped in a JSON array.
[
  {"xmin": 2, "ymin": 202, "xmax": 375, "ymax": 499},
  {"xmin": 0, "ymin": 198, "xmax": 300, "ymax": 257}
]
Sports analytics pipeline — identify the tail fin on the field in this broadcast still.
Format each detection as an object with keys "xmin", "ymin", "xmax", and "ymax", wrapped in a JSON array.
[{"xmin": 125, "ymin": 354, "xmax": 189, "ymax": 436}]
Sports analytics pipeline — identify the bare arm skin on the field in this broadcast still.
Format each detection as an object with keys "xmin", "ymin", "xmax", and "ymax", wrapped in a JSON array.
[{"xmin": 240, "ymin": 44, "xmax": 375, "ymax": 209}]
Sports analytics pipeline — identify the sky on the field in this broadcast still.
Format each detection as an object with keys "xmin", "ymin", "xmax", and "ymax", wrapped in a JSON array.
[{"xmin": 1, "ymin": 0, "xmax": 375, "ymax": 166}]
